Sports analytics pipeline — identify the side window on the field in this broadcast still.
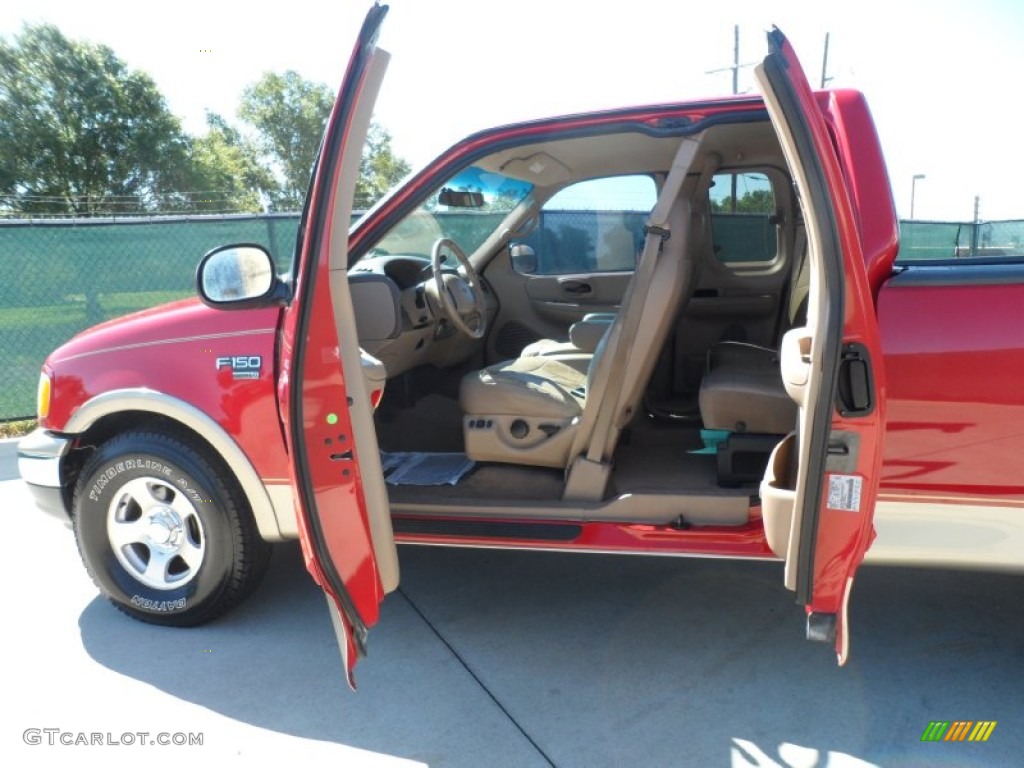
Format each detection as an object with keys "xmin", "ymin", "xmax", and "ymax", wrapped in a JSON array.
[
  {"xmin": 514, "ymin": 175, "xmax": 657, "ymax": 275},
  {"xmin": 709, "ymin": 171, "xmax": 778, "ymax": 264}
]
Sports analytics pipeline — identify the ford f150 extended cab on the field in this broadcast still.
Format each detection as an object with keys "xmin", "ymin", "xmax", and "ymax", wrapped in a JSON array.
[{"xmin": 18, "ymin": 4, "xmax": 1024, "ymax": 686}]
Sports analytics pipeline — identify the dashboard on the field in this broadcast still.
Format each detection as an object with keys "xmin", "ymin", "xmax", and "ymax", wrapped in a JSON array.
[{"xmin": 348, "ymin": 254, "xmax": 497, "ymax": 378}]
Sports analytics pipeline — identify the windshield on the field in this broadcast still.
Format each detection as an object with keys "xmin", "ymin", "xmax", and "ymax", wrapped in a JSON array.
[{"xmin": 367, "ymin": 166, "xmax": 534, "ymax": 260}]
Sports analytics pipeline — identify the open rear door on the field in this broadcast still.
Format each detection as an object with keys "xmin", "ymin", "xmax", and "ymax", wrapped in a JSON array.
[
  {"xmin": 279, "ymin": 3, "xmax": 399, "ymax": 689},
  {"xmin": 754, "ymin": 29, "xmax": 886, "ymax": 664}
]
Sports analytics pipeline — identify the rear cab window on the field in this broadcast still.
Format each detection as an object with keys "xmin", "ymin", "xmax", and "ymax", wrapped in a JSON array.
[{"xmin": 709, "ymin": 171, "xmax": 779, "ymax": 265}]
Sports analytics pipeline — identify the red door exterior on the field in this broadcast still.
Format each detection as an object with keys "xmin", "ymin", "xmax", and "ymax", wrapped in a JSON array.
[
  {"xmin": 758, "ymin": 29, "xmax": 888, "ymax": 664},
  {"xmin": 279, "ymin": 3, "xmax": 391, "ymax": 687}
]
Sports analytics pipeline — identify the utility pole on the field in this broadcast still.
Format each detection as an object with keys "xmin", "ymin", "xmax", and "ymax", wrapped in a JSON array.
[
  {"xmin": 970, "ymin": 195, "xmax": 981, "ymax": 257},
  {"xmin": 706, "ymin": 24, "xmax": 755, "ymax": 96},
  {"xmin": 732, "ymin": 25, "xmax": 740, "ymax": 96},
  {"xmin": 820, "ymin": 33, "xmax": 831, "ymax": 88},
  {"xmin": 910, "ymin": 174, "xmax": 925, "ymax": 219},
  {"xmin": 731, "ymin": 25, "xmax": 738, "ymax": 210},
  {"xmin": 706, "ymin": 25, "xmax": 743, "ymax": 209},
  {"xmin": 704, "ymin": 25, "xmax": 753, "ymax": 210}
]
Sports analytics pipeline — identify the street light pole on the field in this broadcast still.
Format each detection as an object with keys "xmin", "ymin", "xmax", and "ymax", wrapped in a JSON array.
[{"xmin": 911, "ymin": 173, "xmax": 926, "ymax": 219}]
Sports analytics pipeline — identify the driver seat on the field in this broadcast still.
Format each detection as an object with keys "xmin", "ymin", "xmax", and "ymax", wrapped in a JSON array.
[{"xmin": 459, "ymin": 194, "xmax": 694, "ymax": 469}]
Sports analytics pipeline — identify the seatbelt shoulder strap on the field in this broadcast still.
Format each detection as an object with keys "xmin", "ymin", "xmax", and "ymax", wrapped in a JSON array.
[{"xmin": 582, "ymin": 136, "xmax": 703, "ymax": 465}]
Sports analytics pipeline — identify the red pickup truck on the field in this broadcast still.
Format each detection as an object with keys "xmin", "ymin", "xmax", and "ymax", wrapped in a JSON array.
[{"xmin": 18, "ymin": 5, "xmax": 1024, "ymax": 686}]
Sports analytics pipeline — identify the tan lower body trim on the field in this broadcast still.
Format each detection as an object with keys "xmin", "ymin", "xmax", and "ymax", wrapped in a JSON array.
[
  {"xmin": 867, "ymin": 500, "xmax": 1024, "ymax": 571},
  {"xmin": 265, "ymin": 483, "xmax": 298, "ymax": 539}
]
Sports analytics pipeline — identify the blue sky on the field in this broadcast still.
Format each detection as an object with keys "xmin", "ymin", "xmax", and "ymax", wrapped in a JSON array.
[{"xmin": 4, "ymin": 0, "xmax": 1023, "ymax": 221}]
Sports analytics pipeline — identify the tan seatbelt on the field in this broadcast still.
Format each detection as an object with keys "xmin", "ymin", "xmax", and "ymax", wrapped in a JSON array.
[{"xmin": 581, "ymin": 136, "xmax": 703, "ymax": 467}]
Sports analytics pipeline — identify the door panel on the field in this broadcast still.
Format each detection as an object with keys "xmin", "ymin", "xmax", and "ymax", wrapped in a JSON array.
[
  {"xmin": 755, "ymin": 28, "xmax": 886, "ymax": 665},
  {"xmin": 524, "ymin": 270, "xmax": 629, "ymax": 324},
  {"xmin": 523, "ymin": 273, "xmax": 631, "ymax": 305},
  {"xmin": 281, "ymin": 3, "xmax": 397, "ymax": 689},
  {"xmin": 484, "ymin": 250, "xmax": 630, "ymax": 360},
  {"xmin": 483, "ymin": 174, "xmax": 656, "ymax": 361}
]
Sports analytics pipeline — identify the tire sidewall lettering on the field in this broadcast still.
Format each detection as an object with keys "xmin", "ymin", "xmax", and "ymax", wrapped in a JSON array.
[
  {"xmin": 87, "ymin": 457, "xmax": 172, "ymax": 503},
  {"xmin": 129, "ymin": 595, "xmax": 187, "ymax": 612}
]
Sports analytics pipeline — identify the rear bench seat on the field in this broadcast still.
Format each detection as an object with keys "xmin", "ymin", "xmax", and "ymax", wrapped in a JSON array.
[{"xmin": 698, "ymin": 229, "xmax": 808, "ymax": 485}]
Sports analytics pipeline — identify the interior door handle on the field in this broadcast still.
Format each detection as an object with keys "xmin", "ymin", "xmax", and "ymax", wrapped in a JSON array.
[{"xmin": 559, "ymin": 280, "xmax": 593, "ymax": 295}]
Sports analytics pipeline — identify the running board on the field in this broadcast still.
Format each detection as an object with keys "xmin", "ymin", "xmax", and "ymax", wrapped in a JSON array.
[
  {"xmin": 393, "ymin": 517, "xmax": 582, "ymax": 542},
  {"xmin": 390, "ymin": 491, "xmax": 751, "ymax": 527}
]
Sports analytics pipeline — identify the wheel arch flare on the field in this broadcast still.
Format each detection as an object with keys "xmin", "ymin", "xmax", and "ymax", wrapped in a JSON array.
[{"xmin": 65, "ymin": 389, "xmax": 290, "ymax": 542}]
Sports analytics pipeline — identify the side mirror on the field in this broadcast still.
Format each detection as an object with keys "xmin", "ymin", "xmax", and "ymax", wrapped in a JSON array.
[
  {"xmin": 510, "ymin": 243, "xmax": 537, "ymax": 274},
  {"xmin": 197, "ymin": 244, "xmax": 286, "ymax": 308}
]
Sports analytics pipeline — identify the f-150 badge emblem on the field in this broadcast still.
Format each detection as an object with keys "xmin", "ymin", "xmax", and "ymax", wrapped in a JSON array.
[{"xmin": 216, "ymin": 355, "xmax": 262, "ymax": 380}]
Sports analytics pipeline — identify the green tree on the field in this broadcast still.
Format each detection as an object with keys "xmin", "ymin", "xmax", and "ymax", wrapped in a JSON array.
[
  {"xmin": 181, "ymin": 113, "xmax": 276, "ymax": 213},
  {"xmin": 0, "ymin": 24, "xmax": 187, "ymax": 216},
  {"xmin": 239, "ymin": 71, "xmax": 333, "ymax": 211},
  {"xmin": 239, "ymin": 70, "xmax": 410, "ymax": 211},
  {"xmin": 710, "ymin": 189, "xmax": 775, "ymax": 214},
  {"xmin": 354, "ymin": 122, "xmax": 411, "ymax": 209}
]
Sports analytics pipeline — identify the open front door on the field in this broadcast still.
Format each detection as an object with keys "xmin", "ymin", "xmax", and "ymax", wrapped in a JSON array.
[
  {"xmin": 754, "ymin": 29, "xmax": 886, "ymax": 665},
  {"xmin": 280, "ymin": 3, "xmax": 399, "ymax": 689}
]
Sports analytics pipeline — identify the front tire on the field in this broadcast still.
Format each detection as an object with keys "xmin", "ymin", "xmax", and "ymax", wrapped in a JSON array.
[{"xmin": 73, "ymin": 431, "xmax": 271, "ymax": 626}]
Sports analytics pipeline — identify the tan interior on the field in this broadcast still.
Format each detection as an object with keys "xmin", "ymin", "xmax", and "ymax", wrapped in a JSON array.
[
  {"xmin": 699, "ymin": 355, "xmax": 796, "ymax": 435},
  {"xmin": 352, "ymin": 116, "xmax": 804, "ymax": 531},
  {"xmin": 760, "ymin": 431, "xmax": 797, "ymax": 556},
  {"xmin": 459, "ymin": 191, "xmax": 696, "ymax": 470},
  {"xmin": 519, "ymin": 312, "xmax": 615, "ymax": 358},
  {"xmin": 698, "ymin": 228, "xmax": 808, "ymax": 435},
  {"xmin": 379, "ymin": 395, "xmax": 752, "ymax": 526},
  {"xmin": 324, "ymin": 48, "xmax": 400, "ymax": 593}
]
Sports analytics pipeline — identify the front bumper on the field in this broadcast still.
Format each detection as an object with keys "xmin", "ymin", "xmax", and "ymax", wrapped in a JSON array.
[{"xmin": 18, "ymin": 429, "xmax": 72, "ymax": 522}]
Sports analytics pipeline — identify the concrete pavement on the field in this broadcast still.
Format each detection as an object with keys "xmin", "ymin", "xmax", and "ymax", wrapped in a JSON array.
[
  {"xmin": 2, "ymin": 451, "xmax": 1021, "ymax": 766},
  {"xmin": 0, "ymin": 437, "xmax": 18, "ymax": 481}
]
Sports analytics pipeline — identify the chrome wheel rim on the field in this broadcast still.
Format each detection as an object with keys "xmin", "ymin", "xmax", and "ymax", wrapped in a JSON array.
[{"xmin": 105, "ymin": 476, "xmax": 206, "ymax": 590}]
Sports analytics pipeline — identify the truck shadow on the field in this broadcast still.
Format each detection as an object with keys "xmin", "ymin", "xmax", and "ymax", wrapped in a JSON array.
[{"xmin": 79, "ymin": 542, "xmax": 1024, "ymax": 767}]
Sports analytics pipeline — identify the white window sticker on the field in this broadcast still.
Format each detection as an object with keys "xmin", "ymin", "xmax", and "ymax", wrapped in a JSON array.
[{"xmin": 827, "ymin": 474, "xmax": 862, "ymax": 512}]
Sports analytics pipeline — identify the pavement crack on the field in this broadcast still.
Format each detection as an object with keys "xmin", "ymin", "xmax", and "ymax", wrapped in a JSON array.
[{"xmin": 398, "ymin": 587, "xmax": 556, "ymax": 768}]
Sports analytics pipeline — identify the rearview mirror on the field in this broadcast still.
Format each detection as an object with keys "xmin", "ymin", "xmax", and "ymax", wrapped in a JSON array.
[
  {"xmin": 439, "ymin": 187, "xmax": 485, "ymax": 208},
  {"xmin": 197, "ymin": 244, "xmax": 285, "ymax": 308}
]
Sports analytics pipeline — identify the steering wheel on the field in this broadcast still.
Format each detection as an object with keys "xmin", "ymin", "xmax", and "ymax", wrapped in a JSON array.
[{"xmin": 431, "ymin": 237, "xmax": 488, "ymax": 339}]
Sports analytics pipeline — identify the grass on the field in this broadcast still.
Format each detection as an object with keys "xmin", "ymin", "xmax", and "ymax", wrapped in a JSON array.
[
  {"xmin": 0, "ymin": 290, "xmax": 189, "ymax": 331},
  {"xmin": 0, "ymin": 290, "xmax": 191, "ymax": 419},
  {"xmin": 0, "ymin": 419, "xmax": 36, "ymax": 439}
]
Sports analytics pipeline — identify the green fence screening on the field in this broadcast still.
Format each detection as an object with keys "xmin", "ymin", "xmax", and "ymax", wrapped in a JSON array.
[
  {"xmin": 899, "ymin": 219, "xmax": 1024, "ymax": 261},
  {"xmin": 0, "ymin": 214, "xmax": 301, "ymax": 421},
  {"xmin": 3, "ymin": 214, "xmax": 1023, "ymax": 420}
]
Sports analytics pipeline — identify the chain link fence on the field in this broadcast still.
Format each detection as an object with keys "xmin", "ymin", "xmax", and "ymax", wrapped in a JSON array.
[
  {"xmin": 0, "ymin": 214, "xmax": 301, "ymax": 420},
  {"xmin": 3, "ymin": 214, "xmax": 1023, "ymax": 420},
  {"xmin": 899, "ymin": 219, "xmax": 1024, "ymax": 261}
]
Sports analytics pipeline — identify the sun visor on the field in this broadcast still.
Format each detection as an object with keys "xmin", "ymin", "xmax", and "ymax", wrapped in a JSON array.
[{"xmin": 500, "ymin": 152, "xmax": 572, "ymax": 186}]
